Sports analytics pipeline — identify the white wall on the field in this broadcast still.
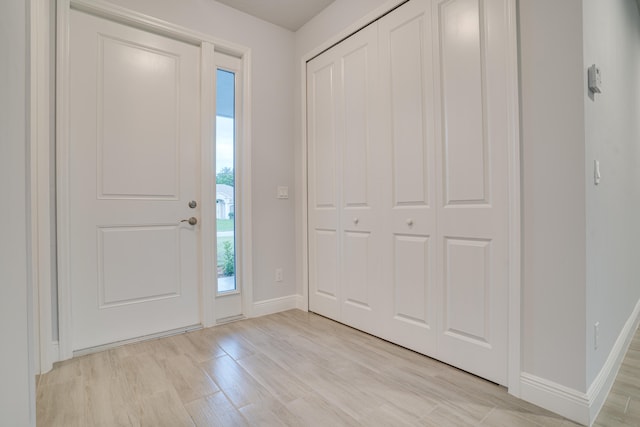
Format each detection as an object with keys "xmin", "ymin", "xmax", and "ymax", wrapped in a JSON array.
[
  {"xmin": 518, "ymin": 0, "xmax": 588, "ymax": 392},
  {"xmin": 0, "ymin": 0, "xmax": 35, "ymax": 425},
  {"xmin": 102, "ymin": 0, "xmax": 297, "ymax": 304},
  {"xmin": 583, "ymin": 0, "xmax": 640, "ymax": 386}
]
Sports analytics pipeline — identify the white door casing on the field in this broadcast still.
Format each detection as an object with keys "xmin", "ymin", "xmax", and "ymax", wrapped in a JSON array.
[
  {"xmin": 307, "ymin": 0, "xmax": 516, "ymax": 385},
  {"xmin": 68, "ymin": 9, "xmax": 201, "ymax": 350}
]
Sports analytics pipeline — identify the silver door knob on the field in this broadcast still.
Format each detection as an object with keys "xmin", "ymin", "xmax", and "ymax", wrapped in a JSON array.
[
  {"xmin": 353, "ymin": 218, "xmax": 359, "ymax": 225},
  {"xmin": 181, "ymin": 217, "xmax": 198, "ymax": 225},
  {"xmin": 406, "ymin": 219, "xmax": 414, "ymax": 227}
]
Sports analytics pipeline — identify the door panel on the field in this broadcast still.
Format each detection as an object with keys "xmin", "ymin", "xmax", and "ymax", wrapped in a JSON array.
[
  {"xmin": 69, "ymin": 10, "xmax": 201, "ymax": 350},
  {"xmin": 307, "ymin": 57, "xmax": 340, "ymax": 320},
  {"xmin": 434, "ymin": 0, "xmax": 509, "ymax": 384},
  {"xmin": 439, "ymin": 0, "xmax": 488, "ymax": 204},
  {"xmin": 379, "ymin": 0, "xmax": 437, "ymax": 355},
  {"xmin": 99, "ymin": 36, "xmax": 180, "ymax": 199},
  {"xmin": 339, "ymin": 25, "xmax": 382, "ymax": 334}
]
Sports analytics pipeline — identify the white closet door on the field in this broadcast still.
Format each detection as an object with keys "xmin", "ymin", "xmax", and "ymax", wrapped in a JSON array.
[
  {"xmin": 432, "ymin": 0, "xmax": 509, "ymax": 385},
  {"xmin": 307, "ymin": 24, "xmax": 383, "ymax": 335},
  {"xmin": 378, "ymin": 0, "xmax": 438, "ymax": 355},
  {"xmin": 307, "ymin": 0, "xmax": 513, "ymax": 387}
]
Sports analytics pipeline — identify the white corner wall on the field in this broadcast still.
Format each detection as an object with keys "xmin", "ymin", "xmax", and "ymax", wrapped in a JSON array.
[
  {"xmin": 519, "ymin": 0, "xmax": 587, "ymax": 394},
  {"xmin": 0, "ymin": 0, "xmax": 35, "ymax": 425},
  {"xmin": 583, "ymin": 0, "xmax": 640, "ymax": 390},
  {"xmin": 100, "ymin": 0, "xmax": 297, "ymax": 305}
]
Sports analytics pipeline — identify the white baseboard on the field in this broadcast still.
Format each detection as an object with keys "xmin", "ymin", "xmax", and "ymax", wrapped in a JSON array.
[
  {"xmin": 587, "ymin": 297, "xmax": 640, "ymax": 424},
  {"xmin": 521, "ymin": 297, "xmax": 640, "ymax": 426},
  {"xmin": 520, "ymin": 373, "xmax": 590, "ymax": 425},
  {"xmin": 251, "ymin": 295, "xmax": 299, "ymax": 317},
  {"xmin": 295, "ymin": 294, "xmax": 308, "ymax": 311}
]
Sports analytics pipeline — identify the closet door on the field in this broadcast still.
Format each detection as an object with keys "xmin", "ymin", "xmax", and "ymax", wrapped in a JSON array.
[
  {"xmin": 378, "ymin": 0, "xmax": 438, "ymax": 355},
  {"xmin": 432, "ymin": 0, "xmax": 510, "ymax": 385},
  {"xmin": 307, "ymin": 24, "xmax": 384, "ymax": 335}
]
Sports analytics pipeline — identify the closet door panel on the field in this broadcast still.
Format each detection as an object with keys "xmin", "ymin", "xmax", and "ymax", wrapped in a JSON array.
[
  {"xmin": 338, "ymin": 24, "xmax": 383, "ymax": 334},
  {"xmin": 434, "ymin": 0, "xmax": 509, "ymax": 385},
  {"xmin": 308, "ymin": 57, "xmax": 340, "ymax": 320},
  {"xmin": 379, "ymin": 0, "xmax": 437, "ymax": 354}
]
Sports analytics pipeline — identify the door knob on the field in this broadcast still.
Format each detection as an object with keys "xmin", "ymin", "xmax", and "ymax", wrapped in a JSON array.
[
  {"xmin": 406, "ymin": 219, "xmax": 414, "ymax": 227},
  {"xmin": 353, "ymin": 218, "xmax": 359, "ymax": 225},
  {"xmin": 180, "ymin": 217, "xmax": 198, "ymax": 225}
]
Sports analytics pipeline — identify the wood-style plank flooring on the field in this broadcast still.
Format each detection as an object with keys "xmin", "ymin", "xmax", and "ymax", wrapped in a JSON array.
[{"xmin": 36, "ymin": 310, "xmax": 635, "ymax": 426}]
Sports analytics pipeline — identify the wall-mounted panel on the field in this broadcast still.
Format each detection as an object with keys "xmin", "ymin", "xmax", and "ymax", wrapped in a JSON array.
[
  {"xmin": 311, "ymin": 64, "xmax": 336, "ymax": 208},
  {"xmin": 443, "ymin": 237, "xmax": 491, "ymax": 345},
  {"xmin": 389, "ymin": 15, "xmax": 429, "ymax": 207},
  {"xmin": 394, "ymin": 234, "xmax": 431, "ymax": 325},
  {"xmin": 98, "ymin": 226, "xmax": 180, "ymax": 307},
  {"xmin": 439, "ymin": 0, "xmax": 488, "ymax": 204},
  {"xmin": 98, "ymin": 36, "xmax": 179, "ymax": 199}
]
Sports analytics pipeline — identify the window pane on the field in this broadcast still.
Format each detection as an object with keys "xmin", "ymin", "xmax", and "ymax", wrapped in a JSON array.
[{"xmin": 216, "ymin": 69, "xmax": 236, "ymax": 292}]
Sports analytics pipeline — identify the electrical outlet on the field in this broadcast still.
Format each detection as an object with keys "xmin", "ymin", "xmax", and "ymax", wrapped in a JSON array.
[
  {"xmin": 275, "ymin": 268, "xmax": 283, "ymax": 282},
  {"xmin": 594, "ymin": 322, "xmax": 600, "ymax": 350}
]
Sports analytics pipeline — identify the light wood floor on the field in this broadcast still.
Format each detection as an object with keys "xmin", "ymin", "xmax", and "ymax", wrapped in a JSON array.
[{"xmin": 36, "ymin": 310, "xmax": 636, "ymax": 426}]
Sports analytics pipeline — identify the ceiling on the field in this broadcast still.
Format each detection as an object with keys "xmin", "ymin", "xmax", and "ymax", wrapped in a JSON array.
[{"xmin": 214, "ymin": 0, "xmax": 336, "ymax": 31}]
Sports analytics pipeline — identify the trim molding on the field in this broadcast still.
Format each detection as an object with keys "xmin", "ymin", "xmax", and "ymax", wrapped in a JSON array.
[
  {"xmin": 504, "ymin": 0, "xmax": 522, "ymax": 397},
  {"xmin": 520, "ymin": 373, "xmax": 590, "ymax": 426},
  {"xmin": 251, "ymin": 296, "xmax": 298, "ymax": 318},
  {"xmin": 521, "ymin": 298, "xmax": 640, "ymax": 426},
  {"xmin": 587, "ymin": 297, "xmax": 640, "ymax": 424},
  {"xmin": 295, "ymin": 294, "xmax": 308, "ymax": 311}
]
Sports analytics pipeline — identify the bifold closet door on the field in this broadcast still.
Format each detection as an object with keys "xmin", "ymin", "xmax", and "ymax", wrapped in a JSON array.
[
  {"xmin": 307, "ymin": 24, "xmax": 385, "ymax": 336},
  {"xmin": 307, "ymin": 0, "xmax": 513, "ymax": 386}
]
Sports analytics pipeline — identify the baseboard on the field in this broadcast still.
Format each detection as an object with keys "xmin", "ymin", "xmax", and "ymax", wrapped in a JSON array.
[
  {"xmin": 295, "ymin": 294, "xmax": 308, "ymax": 311},
  {"xmin": 251, "ymin": 295, "xmax": 298, "ymax": 317},
  {"xmin": 520, "ymin": 373, "xmax": 590, "ymax": 425},
  {"xmin": 586, "ymin": 297, "xmax": 640, "ymax": 424},
  {"xmin": 520, "ymin": 297, "xmax": 640, "ymax": 427}
]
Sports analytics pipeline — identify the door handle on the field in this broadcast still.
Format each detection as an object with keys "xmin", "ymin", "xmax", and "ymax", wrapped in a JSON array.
[{"xmin": 180, "ymin": 217, "xmax": 198, "ymax": 226}]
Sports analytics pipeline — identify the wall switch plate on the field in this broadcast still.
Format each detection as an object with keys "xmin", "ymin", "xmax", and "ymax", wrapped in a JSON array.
[
  {"xmin": 275, "ymin": 268, "xmax": 283, "ymax": 282},
  {"xmin": 594, "ymin": 160, "xmax": 601, "ymax": 185},
  {"xmin": 277, "ymin": 186, "xmax": 289, "ymax": 199},
  {"xmin": 594, "ymin": 322, "xmax": 600, "ymax": 350},
  {"xmin": 588, "ymin": 64, "xmax": 602, "ymax": 94}
]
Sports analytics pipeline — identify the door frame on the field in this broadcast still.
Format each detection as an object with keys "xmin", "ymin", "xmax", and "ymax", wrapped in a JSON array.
[
  {"xmin": 300, "ymin": 0, "xmax": 521, "ymax": 396},
  {"xmin": 47, "ymin": 0, "xmax": 253, "ymax": 361}
]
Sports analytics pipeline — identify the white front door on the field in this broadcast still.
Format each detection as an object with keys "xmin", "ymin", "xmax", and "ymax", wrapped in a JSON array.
[{"xmin": 68, "ymin": 9, "xmax": 201, "ymax": 351}]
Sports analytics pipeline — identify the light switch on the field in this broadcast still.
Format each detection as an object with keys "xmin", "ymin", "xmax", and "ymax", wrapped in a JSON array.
[
  {"xmin": 277, "ymin": 186, "xmax": 289, "ymax": 199},
  {"xmin": 594, "ymin": 160, "xmax": 601, "ymax": 185},
  {"xmin": 588, "ymin": 64, "xmax": 602, "ymax": 94}
]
